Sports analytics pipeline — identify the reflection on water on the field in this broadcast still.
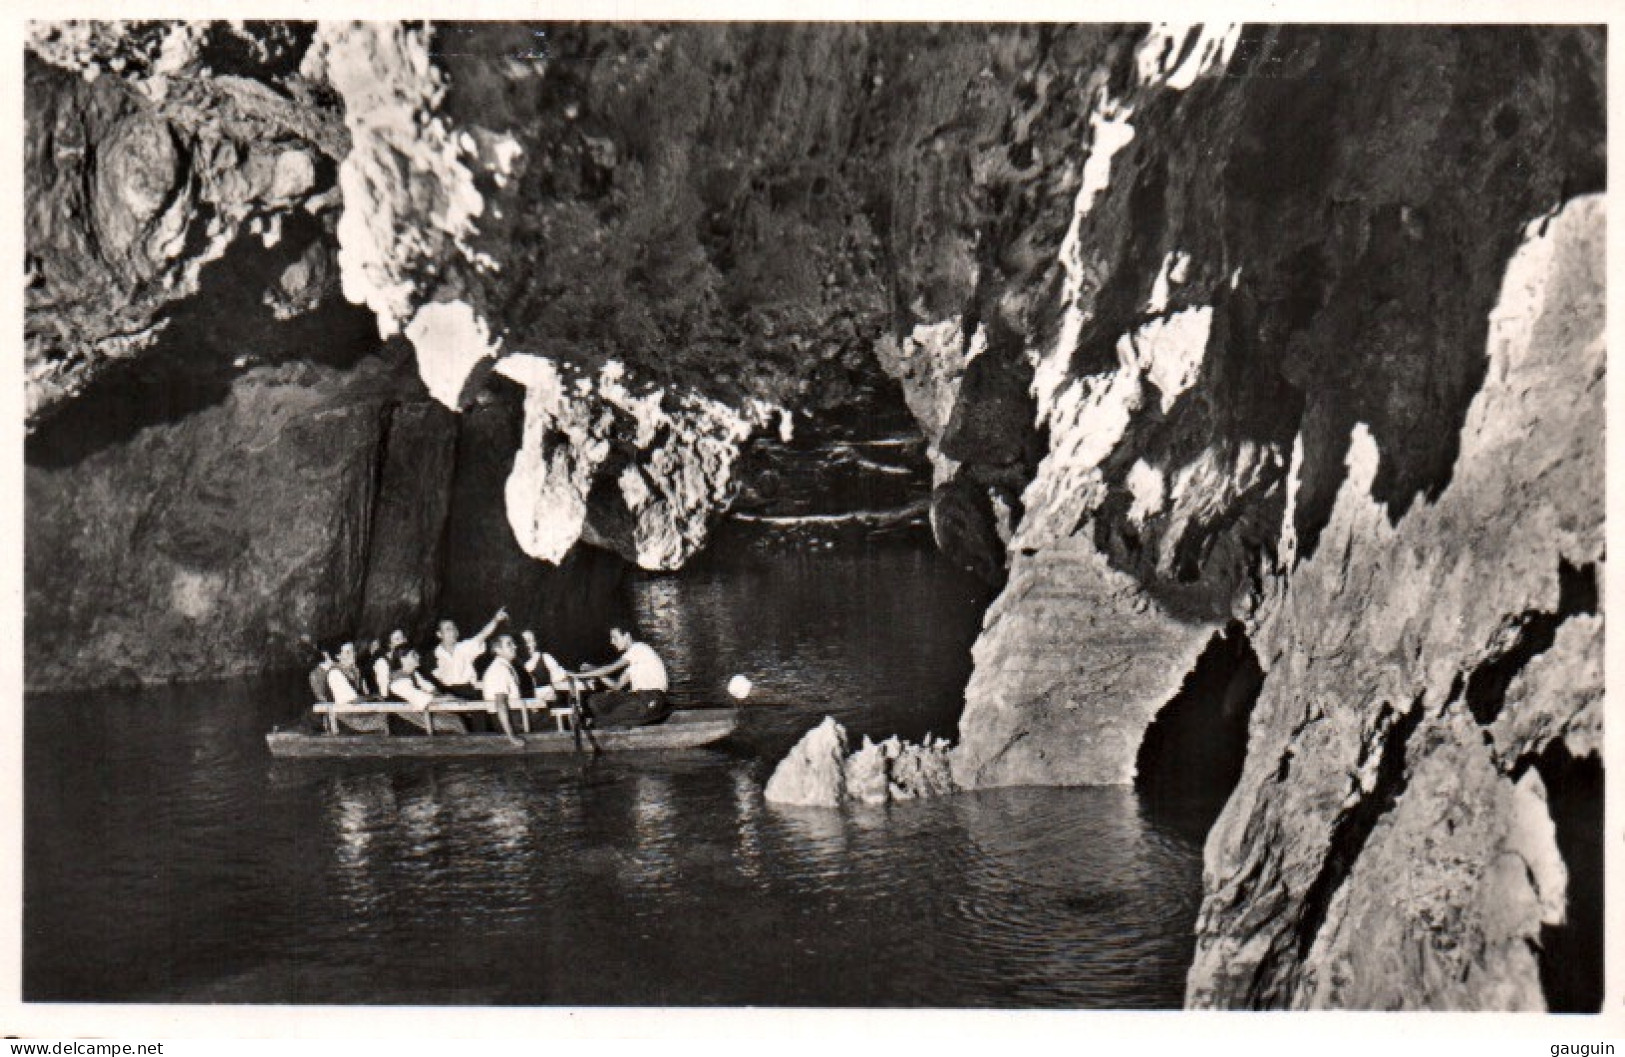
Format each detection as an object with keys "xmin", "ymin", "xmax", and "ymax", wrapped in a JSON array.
[{"xmin": 26, "ymin": 543, "xmax": 1208, "ymax": 1007}]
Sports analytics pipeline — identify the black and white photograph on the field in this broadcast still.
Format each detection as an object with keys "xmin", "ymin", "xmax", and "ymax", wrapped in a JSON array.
[{"xmin": 11, "ymin": 12, "xmax": 1610, "ymax": 1033}]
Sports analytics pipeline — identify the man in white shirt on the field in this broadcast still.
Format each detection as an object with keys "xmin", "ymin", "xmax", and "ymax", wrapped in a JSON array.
[
  {"xmin": 577, "ymin": 627, "xmax": 671, "ymax": 728},
  {"xmin": 389, "ymin": 648, "xmax": 466, "ymax": 734},
  {"xmin": 480, "ymin": 632, "xmax": 527, "ymax": 747},
  {"xmin": 432, "ymin": 607, "xmax": 507, "ymax": 699}
]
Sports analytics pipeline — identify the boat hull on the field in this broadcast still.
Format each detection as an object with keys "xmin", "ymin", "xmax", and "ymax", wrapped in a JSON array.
[{"xmin": 266, "ymin": 708, "xmax": 740, "ymax": 758}]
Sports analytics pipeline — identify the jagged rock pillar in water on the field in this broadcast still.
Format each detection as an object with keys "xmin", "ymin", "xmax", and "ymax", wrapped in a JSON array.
[{"xmin": 766, "ymin": 718, "xmax": 962, "ymax": 807}]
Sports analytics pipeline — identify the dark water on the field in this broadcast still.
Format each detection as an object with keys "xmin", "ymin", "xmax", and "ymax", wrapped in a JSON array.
[{"xmin": 26, "ymin": 544, "xmax": 1208, "ymax": 1006}]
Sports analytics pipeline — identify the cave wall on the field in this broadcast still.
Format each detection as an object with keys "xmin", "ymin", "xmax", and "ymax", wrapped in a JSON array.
[
  {"xmin": 1188, "ymin": 195, "xmax": 1603, "ymax": 1010},
  {"xmin": 24, "ymin": 356, "xmax": 456, "ymax": 692},
  {"xmin": 881, "ymin": 26, "xmax": 1605, "ymax": 793},
  {"xmin": 767, "ymin": 23, "xmax": 1602, "ymax": 1010},
  {"xmin": 25, "ymin": 23, "xmax": 348, "ymax": 425},
  {"xmin": 870, "ymin": 25, "xmax": 1603, "ymax": 1009},
  {"xmin": 23, "ymin": 21, "xmax": 1606, "ymax": 1010},
  {"xmin": 301, "ymin": 22, "xmax": 1107, "ymax": 571},
  {"xmin": 23, "ymin": 21, "xmax": 1101, "ymax": 683}
]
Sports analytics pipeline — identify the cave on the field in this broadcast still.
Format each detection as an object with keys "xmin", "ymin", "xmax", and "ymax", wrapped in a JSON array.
[
  {"xmin": 1531, "ymin": 741, "xmax": 1603, "ymax": 1014},
  {"xmin": 1133, "ymin": 620, "xmax": 1264, "ymax": 829},
  {"xmin": 19, "ymin": 20, "xmax": 1605, "ymax": 1016}
]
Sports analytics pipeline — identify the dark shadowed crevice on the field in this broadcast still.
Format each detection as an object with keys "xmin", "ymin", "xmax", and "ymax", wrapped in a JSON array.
[
  {"xmin": 1135, "ymin": 620, "xmax": 1264, "ymax": 833},
  {"xmin": 1531, "ymin": 742, "xmax": 1602, "ymax": 1013},
  {"xmin": 1465, "ymin": 560, "xmax": 1598, "ymax": 725},
  {"xmin": 25, "ymin": 213, "xmax": 378, "ymax": 469},
  {"xmin": 354, "ymin": 400, "xmax": 397, "ymax": 624},
  {"xmin": 1292, "ymin": 692, "xmax": 1427, "ymax": 961}
]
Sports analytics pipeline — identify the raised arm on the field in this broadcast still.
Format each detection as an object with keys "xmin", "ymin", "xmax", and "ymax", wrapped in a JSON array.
[{"xmin": 469, "ymin": 607, "xmax": 509, "ymax": 647}]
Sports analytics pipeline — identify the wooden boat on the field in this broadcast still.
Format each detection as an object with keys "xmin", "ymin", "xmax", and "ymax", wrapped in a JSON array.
[{"xmin": 266, "ymin": 699, "xmax": 742, "ymax": 759}]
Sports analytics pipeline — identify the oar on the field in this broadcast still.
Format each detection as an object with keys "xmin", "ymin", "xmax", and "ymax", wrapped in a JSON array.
[{"xmin": 568, "ymin": 680, "xmax": 601, "ymax": 756}]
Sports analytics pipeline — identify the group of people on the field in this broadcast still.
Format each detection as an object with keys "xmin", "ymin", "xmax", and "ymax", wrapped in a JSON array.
[{"xmin": 308, "ymin": 608, "xmax": 671, "ymax": 746}]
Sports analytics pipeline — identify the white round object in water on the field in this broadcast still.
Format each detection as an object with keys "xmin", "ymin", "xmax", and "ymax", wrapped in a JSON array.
[{"xmin": 727, "ymin": 675, "xmax": 753, "ymax": 700}]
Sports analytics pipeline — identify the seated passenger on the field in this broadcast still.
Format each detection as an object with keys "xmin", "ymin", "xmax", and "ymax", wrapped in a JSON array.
[
  {"xmin": 480, "ymin": 632, "xmax": 527, "ymax": 747},
  {"xmin": 326, "ymin": 641, "xmax": 366, "ymax": 705},
  {"xmin": 520, "ymin": 629, "xmax": 572, "ymax": 698},
  {"xmin": 576, "ymin": 627, "xmax": 672, "ymax": 728},
  {"xmin": 388, "ymin": 648, "xmax": 467, "ymax": 734},
  {"xmin": 432, "ymin": 608, "xmax": 507, "ymax": 700},
  {"xmin": 373, "ymin": 629, "xmax": 409, "ymax": 695},
  {"xmin": 327, "ymin": 641, "xmax": 387, "ymax": 735}
]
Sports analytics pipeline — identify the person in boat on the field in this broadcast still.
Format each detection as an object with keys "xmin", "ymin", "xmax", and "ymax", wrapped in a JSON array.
[
  {"xmin": 323, "ymin": 640, "xmax": 391, "ymax": 735},
  {"xmin": 358, "ymin": 638, "xmax": 387, "ymax": 696},
  {"xmin": 307, "ymin": 647, "xmax": 336, "ymax": 704},
  {"xmin": 326, "ymin": 641, "xmax": 369, "ymax": 705},
  {"xmin": 480, "ymin": 632, "xmax": 527, "ymax": 747},
  {"xmin": 373, "ymin": 629, "xmax": 409, "ymax": 693},
  {"xmin": 432, "ymin": 607, "xmax": 507, "ymax": 700},
  {"xmin": 388, "ymin": 648, "xmax": 467, "ymax": 735},
  {"xmin": 576, "ymin": 626, "xmax": 672, "ymax": 728},
  {"xmin": 521, "ymin": 628, "xmax": 573, "ymax": 698}
]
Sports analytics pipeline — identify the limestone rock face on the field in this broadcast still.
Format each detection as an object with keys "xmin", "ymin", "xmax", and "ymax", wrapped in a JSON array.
[
  {"xmin": 24, "ymin": 23, "xmax": 1607, "ymax": 1012},
  {"xmin": 866, "ymin": 27, "xmax": 1603, "ymax": 806},
  {"xmin": 765, "ymin": 718, "xmax": 960, "ymax": 807},
  {"xmin": 499, "ymin": 356, "xmax": 771, "ymax": 570},
  {"xmin": 26, "ymin": 21, "xmax": 347, "ymax": 426},
  {"xmin": 855, "ymin": 25, "xmax": 1602, "ymax": 1010},
  {"xmin": 1187, "ymin": 195, "xmax": 1604, "ymax": 1010},
  {"xmin": 302, "ymin": 22, "xmax": 1105, "ymax": 569},
  {"xmin": 25, "ymin": 359, "xmax": 456, "ymax": 692}
]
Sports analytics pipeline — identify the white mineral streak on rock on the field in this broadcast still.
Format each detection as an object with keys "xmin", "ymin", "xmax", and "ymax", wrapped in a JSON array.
[
  {"xmin": 617, "ymin": 391, "xmax": 761, "ymax": 571},
  {"xmin": 1189, "ymin": 196, "xmax": 1604, "ymax": 1010},
  {"xmin": 1125, "ymin": 459, "xmax": 1167, "ymax": 526},
  {"xmin": 28, "ymin": 20, "xmax": 205, "ymax": 92},
  {"xmin": 875, "ymin": 319, "xmax": 977, "ymax": 486},
  {"xmin": 1156, "ymin": 440, "xmax": 1280, "ymax": 578},
  {"xmin": 1505, "ymin": 769, "xmax": 1568, "ymax": 927},
  {"xmin": 484, "ymin": 132, "xmax": 524, "ymax": 189},
  {"xmin": 1031, "ymin": 98, "xmax": 1136, "ymax": 422},
  {"xmin": 1136, "ymin": 24, "xmax": 1244, "ymax": 91},
  {"xmin": 307, "ymin": 22, "xmax": 489, "ymax": 340},
  {"xmin": 1147, "ymin": 250, "xmax": 1192, "ymax": 314},
  {"xmin": 1119, "ymin": 305, "xmax": 1211, "ymax": 413},
  {"xmin": 765, "ymin": 718, "xmax": 959, "ymax": 807},
  {"xmin": 1020, "ymin": 25, "xmax": 1234, "ymax": 430},
  {"xmin": 1277, "ymin": 431, "xmax": 1308, "ymax": 566},
  {"xmin": 499, "ymin": 355, "xmax": 774, "ymax": 570},
  {"xmin": 987, "ymin": 489, "xmax": 1016, "ymax": 546},
  {"xmin": 404, "ymin": 300, "xmax": 502, "ymax": 410},
  {"xmin": 1006, "ymin": 305, "xmax": 1217, "ymax": 558}
]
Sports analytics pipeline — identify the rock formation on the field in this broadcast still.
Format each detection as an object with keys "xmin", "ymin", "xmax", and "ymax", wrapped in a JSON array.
[
  {"xmin": 25, "ymin": 355, "xmax": 455, "ymax": 691},
  {"xmin": 23, "ymin": 21, "xmax": 1605, "ymax": 1010},
  {"xmin": 26, "ymin": 21, "xmax": 347, "ymax": 424},
  {"xmin": 1187, "ymin": 195, "xmax": 1603, "ymax": 1010},
  {"xmin": 765, "ymin": 717, "xmax": 958, "ymax": 807},
  {"xmin": 765, "ymin": 24, "xmax": 1603, "ymax": 1011}
]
